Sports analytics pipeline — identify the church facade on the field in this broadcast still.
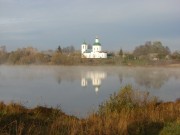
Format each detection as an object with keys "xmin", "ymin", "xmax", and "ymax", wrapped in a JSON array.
[{"xmin": 81, "ymin": 37, "xmax": 107, "ymax": 58}]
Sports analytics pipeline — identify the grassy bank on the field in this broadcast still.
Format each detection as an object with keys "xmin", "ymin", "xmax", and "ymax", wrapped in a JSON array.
[{"xmin": 0, "ymin": 86, "xmax": 179, "ymax": 135}]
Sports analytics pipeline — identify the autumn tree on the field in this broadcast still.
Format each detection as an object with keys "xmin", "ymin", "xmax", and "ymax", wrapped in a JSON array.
[
  {"xmin": 133, "ymin": 41, "xmax": 170, "ymax": 59},
  {"xmin": 0, "ymin": 52, "xmax": 8, "ymax": 64},
  {"xmin": 62, "ymin": 46, "xmax": 75, "ymax": 54},
  {"xmin": 171, "ymin": 51, "xmax": 180, "ymax": 60},
  {"xmin": 8, "ymin": 50, "xmax": 22, "ymax": 64}
]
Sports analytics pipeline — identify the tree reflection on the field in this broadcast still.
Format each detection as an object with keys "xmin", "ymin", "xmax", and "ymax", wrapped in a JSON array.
[
  {"xmin": 133, "ymin": 69, "xmax": 168, "ymax": 89},
  {"xmin": 131, "ymin": 68, "xmax": 180, "ymax": 89},
  {"xmin": 54, "ymin": 67, "xmax": 180, "ymax": 91},
  {"xmin": 118, "ymin": 73, "xmax": 123, "ymax": 84},
  {"xmin": 54, "ymin": 67, "xmax": 81, "ymax": 85}
]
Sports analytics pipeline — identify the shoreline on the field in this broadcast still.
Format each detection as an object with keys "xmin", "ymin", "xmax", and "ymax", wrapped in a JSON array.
[{"xmin": 1, "ymin": 63, "xmax": 180, "ymax": 68}]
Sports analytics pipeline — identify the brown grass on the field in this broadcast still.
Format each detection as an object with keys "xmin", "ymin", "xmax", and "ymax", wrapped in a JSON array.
[{"xmin": 0, "ymin": 86, "xmax": 179, "ymax": 135}]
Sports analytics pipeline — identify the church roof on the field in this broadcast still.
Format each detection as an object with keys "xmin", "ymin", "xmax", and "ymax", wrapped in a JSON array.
[
  {"xmin": 93, "ymin": 37, "xmax": 101, "ymax": 46},
  {"xmin": 84, "ymin": 49, "xmax": 92, "ymax": 53},
  {"xmin": 93, "ymin": 42, "xmax": 101, "ymax": 46}
]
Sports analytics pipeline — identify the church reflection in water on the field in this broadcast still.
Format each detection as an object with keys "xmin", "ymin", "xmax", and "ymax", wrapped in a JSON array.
[{"xmin": 81, "ymin": 71, "xmax": 107, "ymax": 93}]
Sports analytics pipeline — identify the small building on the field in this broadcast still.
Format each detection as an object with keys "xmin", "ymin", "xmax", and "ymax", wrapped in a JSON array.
[
  {"xmin": 149, "ymin": 53, "xmax": 159, "ymax": 61},
  {"xmin": 81, "ymin": 37, "xmax": 107, "ymax": 58}
]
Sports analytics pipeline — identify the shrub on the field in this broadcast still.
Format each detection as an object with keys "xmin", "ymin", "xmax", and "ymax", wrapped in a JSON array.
[{"xmin": 160, "ymin": 121, "xmax": 180, "ymax": 135}]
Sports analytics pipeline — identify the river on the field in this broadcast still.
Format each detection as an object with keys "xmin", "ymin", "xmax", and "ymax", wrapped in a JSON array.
[{"xmin": 0, "ymin": 66, "xmax": 179, "ymax": 117}]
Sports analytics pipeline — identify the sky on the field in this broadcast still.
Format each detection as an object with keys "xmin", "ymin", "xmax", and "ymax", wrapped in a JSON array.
[{"xmin": 0, "ymin": 0, "xmax": 180, "ymax": 52}]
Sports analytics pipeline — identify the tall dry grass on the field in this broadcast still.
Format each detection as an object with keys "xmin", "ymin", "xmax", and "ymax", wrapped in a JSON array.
[{"xmin": 0, "ymin": 86, "xmax": 179, "ymax": 135}]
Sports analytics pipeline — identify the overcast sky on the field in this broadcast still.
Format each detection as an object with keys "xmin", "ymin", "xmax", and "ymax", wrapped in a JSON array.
[{"xmin": 0, "ymin": 0, "xmax": 180, "ymax": 52}]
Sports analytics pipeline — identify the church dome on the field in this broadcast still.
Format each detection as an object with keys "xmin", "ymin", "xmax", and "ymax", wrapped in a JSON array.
[
  {"xmin": 83, "ymin": 41, "xmax": 87, "ymax": 45},
  {"xmin": 93, "ymin": 37, "xmax": 101, "ymax": 46},
  {"xmin": 93, "ymin": 42, "xmax": 101, "ymax": 46}
]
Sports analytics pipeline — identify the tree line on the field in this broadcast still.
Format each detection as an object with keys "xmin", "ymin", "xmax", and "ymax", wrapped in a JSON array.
[
  {"xmin": 133, "ymin": 41, "xmax": 170, "ymax": 59},
  {"xmin": 0, "ymin": 46, "xmax": 81, "ymax": 65},
  {"xmin": 0, "ymin": 41, "xmax": 180, "ymax": 65},
  {"xmin": 119, "ymin": 41, "xmax": 180, "ymax": 61}
]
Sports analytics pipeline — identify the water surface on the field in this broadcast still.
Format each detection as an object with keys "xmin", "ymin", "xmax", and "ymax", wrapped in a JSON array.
[{"xmin": 0, "ymin": 66, "xmax": 179, "ymax": 117}]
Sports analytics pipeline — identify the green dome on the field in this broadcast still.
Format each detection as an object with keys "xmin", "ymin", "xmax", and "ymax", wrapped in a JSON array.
[
  {"xmin": 83, "ymin": 41, "xmax": 87, "ymax": 44},
  {"xmin": 93, "ymin": 37, "xmax": 101, "ymax": 46},
  {"xmin": 93, "ymin": 42, "xmax": 101, "ymax": 46}
]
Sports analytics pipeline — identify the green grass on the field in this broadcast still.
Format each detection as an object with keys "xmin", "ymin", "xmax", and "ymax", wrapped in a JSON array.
[
  {"xmin": 0, "ymin": 86, "xmax": 179, "ymax": 135},
  {"xmin": 160, "ymin": 121, "xmax": 180, "ymax": 135}
]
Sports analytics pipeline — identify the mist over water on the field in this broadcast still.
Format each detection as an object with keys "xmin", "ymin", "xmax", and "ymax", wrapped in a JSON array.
[{"xmin": 0, "ymin": 66, "xmax": 180, "ymax": 117}]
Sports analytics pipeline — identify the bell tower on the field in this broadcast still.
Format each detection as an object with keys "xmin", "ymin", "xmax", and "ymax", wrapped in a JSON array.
[{"xmin": 81, "ymin": 41, "xmax": 87, "ymax": 54}]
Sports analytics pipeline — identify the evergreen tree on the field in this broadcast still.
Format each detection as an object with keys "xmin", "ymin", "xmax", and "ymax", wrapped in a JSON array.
[
  {"xmin": 119, "ymin": 48, "xmax": 123, "ymax": 57},
  {"xmin": 57, "ymin": 45, "xmax": 62, "ymax": 53}
]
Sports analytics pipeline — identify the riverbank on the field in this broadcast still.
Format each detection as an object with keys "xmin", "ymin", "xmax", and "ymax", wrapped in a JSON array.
[
  {"xmin": 1, "ymin": 60, "xmax": 180, "ymax": 68},
  {"xmin": 0, "ymin": 86, "xmax": 179, "ymax": 135}
]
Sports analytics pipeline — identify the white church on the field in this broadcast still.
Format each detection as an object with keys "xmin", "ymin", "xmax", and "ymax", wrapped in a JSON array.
[{"xmin": 81, "ymin": 37, "xmax": 107, "ymax": 58}]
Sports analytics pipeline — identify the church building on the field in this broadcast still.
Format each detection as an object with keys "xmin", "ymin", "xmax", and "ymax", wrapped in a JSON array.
[{"xmin": 81, "ymin": 37, "xmax": 107, "ymax": 58}]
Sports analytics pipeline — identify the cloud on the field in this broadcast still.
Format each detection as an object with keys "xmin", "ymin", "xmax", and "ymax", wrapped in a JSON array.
[{"xmin": 0, "ymin": 0, "xmax": 180, "ymax": 51}]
